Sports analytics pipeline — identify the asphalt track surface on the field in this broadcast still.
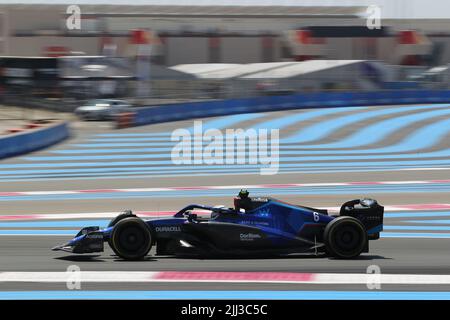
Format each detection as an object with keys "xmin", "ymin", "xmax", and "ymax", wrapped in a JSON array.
[{"xmin": 2, "ymin": 104, "xmax": 450, "ymax": 297}]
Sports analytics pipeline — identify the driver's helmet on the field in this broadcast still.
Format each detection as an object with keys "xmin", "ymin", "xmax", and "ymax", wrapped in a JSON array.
[{"xmin": 238, "ymin": 189, "xmax": 249, "ymax": 199}]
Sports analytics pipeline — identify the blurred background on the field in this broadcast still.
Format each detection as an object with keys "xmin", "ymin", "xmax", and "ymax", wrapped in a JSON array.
[{"xmin": 0, "ymin": 0, "xmax": 449, "ymax": 113}]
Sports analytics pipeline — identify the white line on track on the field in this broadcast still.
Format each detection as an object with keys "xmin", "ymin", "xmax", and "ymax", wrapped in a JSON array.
[
  {"xmin": 1, "ymin": 271, "xmax": 450, "ymax": 285},
  {"xmin": 1, "ymin": 179, "xmax": 450, "ymax": 197}
]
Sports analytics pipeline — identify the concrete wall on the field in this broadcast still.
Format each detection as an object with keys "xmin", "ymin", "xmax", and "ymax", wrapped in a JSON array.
[
  {"xmin": 221, "ymin": 38, "xmax": 261, "ymax": 63},
  {"xmin": 8, "ymin": 36, "xmax": 100, "ymax": 56},
  {"xmin": 166, "ymin": 38, "xmax": 209, "ymax": 65},
  {"xmin": 0, "ymin": 121, "xmax": 70, "ymax": 159}
]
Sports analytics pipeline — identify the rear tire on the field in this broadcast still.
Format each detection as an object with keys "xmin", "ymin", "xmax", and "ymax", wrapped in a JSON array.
[
  {"xmin": 324, "ymin": 216, "xmax": 367, "ymax": 259},
  {"xmin": 110, "ymin": 217, "xmax": 153, "ymax": 260}
]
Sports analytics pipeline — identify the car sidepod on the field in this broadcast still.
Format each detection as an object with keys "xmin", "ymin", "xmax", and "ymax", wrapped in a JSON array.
[{"xmin": 147, "ymin": 218, "xmax": 186, "ymax": 255}]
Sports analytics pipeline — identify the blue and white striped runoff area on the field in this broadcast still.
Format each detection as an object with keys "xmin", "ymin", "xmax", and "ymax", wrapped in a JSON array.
[{"xmin": 2, "ymin": 103, "xmax": 450, "ymax": 181}]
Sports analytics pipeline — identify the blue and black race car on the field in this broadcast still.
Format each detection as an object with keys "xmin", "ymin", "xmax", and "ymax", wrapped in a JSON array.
[{"xmin": 52, "ymin": 190, "xmax": 384, "ymax": 260}]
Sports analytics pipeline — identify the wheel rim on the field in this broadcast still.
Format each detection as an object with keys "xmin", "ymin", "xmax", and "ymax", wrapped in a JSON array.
[
  {"xmin": 332, "ymin": 223, "xmax": 364, "ymax": 256},
  {"xmin": 115, "ymin": 224, "xmax": 150, "ymax": 256}
]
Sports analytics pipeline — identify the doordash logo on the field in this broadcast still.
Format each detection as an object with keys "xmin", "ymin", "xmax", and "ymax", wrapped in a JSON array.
[{"xmin": 240, "ymin": 233, "xmax": 261, "ymax": 241}]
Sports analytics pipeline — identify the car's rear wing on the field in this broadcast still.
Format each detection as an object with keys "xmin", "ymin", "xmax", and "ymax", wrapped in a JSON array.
[{"xmin": 340, "ymin": 198, "xmax": 384, "ymax": 238}]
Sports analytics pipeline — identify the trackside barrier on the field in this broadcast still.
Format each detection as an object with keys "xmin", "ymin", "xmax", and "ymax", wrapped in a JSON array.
[
  {"xmin": 116, "ymin": 112, "xmax": 136, "ymax": 129},
  {"xmin": 0, "ymin": 121, "xmax": 70, "ymax": 159},
  {"xmin": 128, "ymin": 89, "xmax": 450, "ymax": 127}
]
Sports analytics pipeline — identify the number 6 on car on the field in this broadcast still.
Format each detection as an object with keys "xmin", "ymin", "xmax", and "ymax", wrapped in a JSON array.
[{"xmin": 313, "ymin": 212, "xmax": 320, "ymax": 222}]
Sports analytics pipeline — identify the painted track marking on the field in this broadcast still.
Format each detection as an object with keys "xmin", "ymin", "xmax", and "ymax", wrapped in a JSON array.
[
  {"xmin": 2, "ymin": 271, "xmax": 450, "ymax": 285},
  {"xmin": 0, "ymin": 179, "xmax": 449, "ymax": 197}
]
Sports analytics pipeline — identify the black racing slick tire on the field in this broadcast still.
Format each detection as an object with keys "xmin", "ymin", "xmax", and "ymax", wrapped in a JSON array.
[
  {"xmin": 107, "ymin": 210, "xmax": 136, "ymax": 228},
  {"xmin": 324, "ymin": 216, "xmax": 367, "ymax": 259},
  {"xmin": 107, "ymin": 211, "xmax": 137, "ymax": 250},
  {"xmin": 110, "ymin": 217, "xmax": 153, "ymax": 260}
]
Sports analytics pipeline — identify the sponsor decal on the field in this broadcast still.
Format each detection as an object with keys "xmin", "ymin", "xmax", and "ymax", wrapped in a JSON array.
[
  {"xmin": 155, "ymin": 226, "xmax": 181, "ymax": 232},
  {"xmin": 257, "ymin": 208, "xmax": 270, "ymax": 217},
  {"xmin": 240, "ymin": 220, "xmax": 270, "ymax": 226},
  {"xmin": 358, "ymin": 215, "xmax": 382, "ymax": 221},
  {"xmin": 240, "ymin": 233, "xmax": 262, "ymax": 241},
  {"xmin": 85, "ymin": 233, "xmax": 102, "ymax": 239}
]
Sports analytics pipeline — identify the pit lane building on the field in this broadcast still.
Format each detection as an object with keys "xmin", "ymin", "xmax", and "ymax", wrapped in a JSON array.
[{"xmin": 0, "ymin": 1, "xmax": 449, "ymax": 67}]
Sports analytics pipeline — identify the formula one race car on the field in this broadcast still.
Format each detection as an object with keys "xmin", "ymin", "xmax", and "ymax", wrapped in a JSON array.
[{"xmin": 52, "ymin": 190, "xmax": 384, "ymax": 260}]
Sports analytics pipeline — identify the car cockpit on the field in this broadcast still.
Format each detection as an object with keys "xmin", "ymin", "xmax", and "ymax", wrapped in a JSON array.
[{"xmin": 233, "ymin": 189, "xmax": 270, "ymax": 213}]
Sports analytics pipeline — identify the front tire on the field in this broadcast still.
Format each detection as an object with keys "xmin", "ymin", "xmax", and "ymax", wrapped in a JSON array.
[
  {"xmin": 107, "ymin": 211, "xmax": 137, "ymax": 249},
  {"xmin": 110, "ymin": 217, "xmax": 153, "ymax": 260},
  {"xmin": 107, "ymin": 210, "xmax": 136, "ymax": 228},
  {"xmin": 324, "ymin": 216, "xmax": 367, "ymax": 259}
]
